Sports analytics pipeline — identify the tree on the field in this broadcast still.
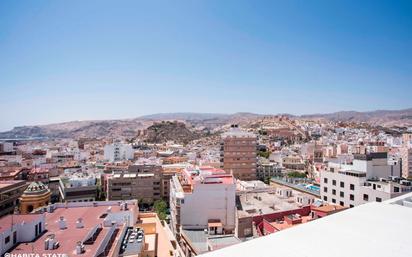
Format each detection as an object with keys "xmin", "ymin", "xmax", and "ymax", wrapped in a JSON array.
[
  {"xmin": 257, "ymin": 150, "xmax": 271, "ymax": 159},
  {"xmin": 287, "ymin": 171, "xmax": 307, "ymax": 178},
  {"xmin": 153, "ymin": 200, "xmax": 168, "ymax": 220}
]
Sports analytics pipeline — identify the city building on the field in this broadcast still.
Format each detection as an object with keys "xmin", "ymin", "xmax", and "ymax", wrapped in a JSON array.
[
  {"xmin": 137, "ymin": 212, "xmax": 185, "ymax": 257},
  {"xmin": 8, "ymin": 200, "xmax": 138, "ymax": 257},
  {"xmin": 170, "ymin": 166, "xmax": 236, "ymax": 255},
  {"xmin": 161, "ymin": 163, "xmax": 191, "ymax": 202},
  {"xmin": 256, "ymin": 158, "xmax": 282, "ymax": 181},
  {"xmin": 0, "ymin": 180, "xmax": 27, "ymax": 217},
  {"xmin": 235, "ymin": 184, "xmax": 318, "ymax": 239},
  {"xmin": 0, "ymin": 213, "xmax": 45, "ymax": 256},
  {"xmin": 104, "ymin": 142, "xmax": 134, "ymax": 162},
  {"xmin": 59, "ymin": 172, "xmax": 98, "ymax": 202},
  {"xmin": 281, "ymin": 154, "xmax": 305, "ymax": 171},
  {"xmin": 0, "ymin": 142, "xmax": 13, "ymax": 154},
  {"xmin": 19, "ymin": 181, "xmax": 51, "ymax": 214},
  {"xmin": 220, "ymin": 126, "xmax": 257, "ymax": 181},
  {"xmin": 321, "ymin": 152, "xmax": 412, "ymax": 207},
  {"xmin": 27, "ymin": 167, "xmax": 49, "ymax": 184},
  {"xmin": 401, "ymin": 132, "xmax": 412, "ymax": 178},
  {"xmin": 0, "ymin": 198, "xmax": 185, "ymax": 257},
  {"xmin": 107, "ymin": 161, "xmax": 162, "ymax": 204}
]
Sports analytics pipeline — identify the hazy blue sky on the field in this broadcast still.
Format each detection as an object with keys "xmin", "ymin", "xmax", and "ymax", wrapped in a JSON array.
[{"xmin": 0, "ymin": 0, "xmax": 411, "ymax": 131}]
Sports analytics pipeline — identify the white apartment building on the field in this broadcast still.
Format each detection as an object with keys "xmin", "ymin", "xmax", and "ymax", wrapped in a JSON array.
[
  {"xmin": 169, "ymin": 166, "xmax": 236, "ymax": 241},
  {"xmin": 59, "ymin": 172, "xmax": 98, "ymax": 202},
  {"xmin": 0, "ymin": 214, "xmax": 46, "ymax": 256},
  {"xmin": 0, "ymin": 142, "xmax": 13, "ymax": 153},
  {"xmin": 104, "ymin": 142, "xmax": 134, "ymax": 162},
  {"xmin": 321, "ymin": 152, "xmax": 412, "ymax": 207}
]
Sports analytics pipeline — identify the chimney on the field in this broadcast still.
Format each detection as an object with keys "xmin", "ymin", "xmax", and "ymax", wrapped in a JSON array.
[
  {"xmin": 44, "ymin": 238, "xmax": 49, "ymax": 250},
  {"xmin": 58, "ymin": 216, "xmax": 67, "ymax": 230},
  {"xmin": 76, "ymin": 218, "xmax": 84, "ymax": 228},
  {"xmin": 76, "ymin": 241, "xmax": 85, "ymax": 255},
  {"xmin": 45, "ymin": 234, "xmax": 57, "ymax": 250},
  {"xmin": 47, "ymin": 204, "xmax": 55, "ymax": 213}
]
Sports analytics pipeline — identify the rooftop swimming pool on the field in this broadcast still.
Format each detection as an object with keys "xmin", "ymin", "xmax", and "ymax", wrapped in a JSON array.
[{"xmin": 297, "ymin": 183, "xmax": 320, "ymax": 192}]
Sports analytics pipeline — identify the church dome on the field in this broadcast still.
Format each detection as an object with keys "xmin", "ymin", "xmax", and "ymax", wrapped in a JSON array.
[{"xmin": 24, "ymin": 181, "xmax": 49, "ymax": 195}]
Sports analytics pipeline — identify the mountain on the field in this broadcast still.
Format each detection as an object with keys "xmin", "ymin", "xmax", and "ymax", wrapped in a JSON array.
[
  {"xmin": 0, "ymin": 108, "xmax": 410, "ymax": 139},
  {"xmin": 139, "ymin": 112, "xmax": 230, "ymax": 121},
  {"xmin": 0, "ymin": 120, "xmax": 149, "ymax": 139},
  {"xmin": 301, "ymin": 108, "xmax": 412, "ymax": 127}
]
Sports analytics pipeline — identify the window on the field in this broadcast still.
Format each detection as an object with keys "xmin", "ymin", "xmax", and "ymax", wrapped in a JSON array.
[
  {"xmin": 376, "ymin": 197, "xmax": 382, "ymax": 202},
  {"xmin": 363, "ymin": 194, "xmax": 369, "ymax": 201},
  {"xmin": 332, "ymin": 189, "xmax": 336, "ymax": 195},
  {"xmin": 332, "ymin": 198, "xmax": 336, "ymax": 203},
  {"xmin": 340, "ymin": 201, "xmax": 344, "ymax": 206},
  {"xmin": 5, "ymin": 236, "xmax": 10, "ymax": 244},
  {"xmin": 323, "ymin": 187, "xmax": 328, "ymax": 193},
  {"xmin": 340, "ymin": 191, "xmax": 344, "ymax": 197},
  {"xmin": 394, "ymin": 187, "xmax": 400, "ymax": 193},
  {"xmin": 350, "ymin": 184, "xmax": 355, "ymax": 190},
  {"xmin": 350, "ymin": 194, "xmax": 354, "ymax": 201},
  {"xmin": 243, "ymin": 228, "xmax": 252, "ymax": 236},
  {"xmin": 332, "ymin": 180, "xmax": 336, "ymax": 186},
  {"xmin": 324, "ymin": 178, "xmax": 328, "ymax": 184},
  {"xmin": 323, "ymin": 196, "xmax": 327, "ymax": 201},
  {"xmin": 340, "ymin": 181, "xmax": 344, "ymax": 188},
  {"xmin": 349, "ymin": 204, "xmax": 354, "ymax": 208}
]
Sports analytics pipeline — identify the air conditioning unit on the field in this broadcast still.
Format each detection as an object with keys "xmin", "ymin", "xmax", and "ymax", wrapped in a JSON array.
[{"xmin": 400, "ymin": 180, "xmax": 411, "ymax": 186}]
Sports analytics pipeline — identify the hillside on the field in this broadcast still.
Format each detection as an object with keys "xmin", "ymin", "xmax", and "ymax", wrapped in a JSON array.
[
  {"xmin": 302, "ymin": 108, "xmax": 412, "ymax": 127},
  {"xmin": 141, "ymin": 121, "xmax": 205, "ymax": 144},
  {"xmin": 0, "ymin": 120, "xmax": 149, "ymax": 139},
  {"xmin": 1, "ymin": 108, "xmax": 411, "ymax": 139}
]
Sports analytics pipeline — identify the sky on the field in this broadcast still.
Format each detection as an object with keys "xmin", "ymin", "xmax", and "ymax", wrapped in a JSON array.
[{"xmin": 0, "ymin": 0, "xmax": 411, "ymax": 131}]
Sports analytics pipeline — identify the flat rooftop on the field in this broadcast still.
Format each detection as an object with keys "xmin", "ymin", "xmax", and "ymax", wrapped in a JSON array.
[
  {"xmin": 238, "ymin": 192, "xmax": 300, "ymax": 215},
  {"xmin": 139, "ymin": 213, "xmax": 177, "ymax": 257},
  {"xmin": 12, "ymin": 202, "xmax": 137, "ymax": 257},
  {"xmin": 0, "ymin": 214, "xmax": 43, "ymax": 234},
  {"xmin": 221, "ymin": 128, "xmax": 256, "ymax": 138},
  {"xmin": 200, "ymin": 192, "xmax": 412, "ymax": 257},
  {"xmin": 269, "ymin": 215, "xmax": 312, "ymax": 231},
  {"xmin": 207, "ymin": 235, "xmax": 241, "ymax": 251},
  {"xmin": 182, "ymin": 229, "xmax": 209, "ymax": 254},
  {"xmin": 237, "ymin": 186, "xmax": 313, "ymax": 215},
  {"xmin": 0, "ymin": 180, "xmax": 26, "ymax": 189}
]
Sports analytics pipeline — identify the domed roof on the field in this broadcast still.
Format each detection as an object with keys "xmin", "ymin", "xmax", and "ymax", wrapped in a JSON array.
[{"xmin": 24, "ymin": 181, "xmax": 49, "ymax": 195}]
